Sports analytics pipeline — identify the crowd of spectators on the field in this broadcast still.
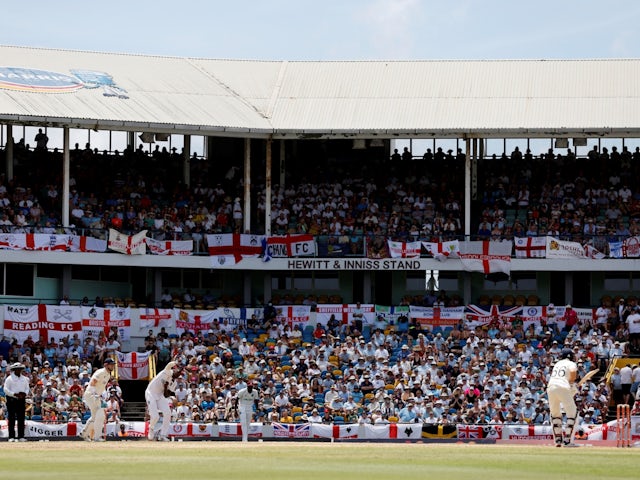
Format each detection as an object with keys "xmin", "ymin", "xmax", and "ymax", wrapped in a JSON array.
[
  {"xmin": 1, "ymin": 139, "xmax": 640, "ymax": 432},
  {"xmin": 0, "ymin": 330, "xmax": 123, "ymax": 425},
  {"xmin": 4, "ymin": 140, "xmax": 640, "ymax": 257},
  {"xmin": 476, "ymin": 145, "xmax": 640, "ymax": 253},
  {"xmin": 2, "ymin": 302, "xmax": 638, "ymax": 430}
]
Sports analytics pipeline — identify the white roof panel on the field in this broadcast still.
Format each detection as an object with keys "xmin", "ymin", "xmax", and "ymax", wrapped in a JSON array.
[{"xmin": 1, "ymin": 46, "xmax": 640, "ymax": 137}]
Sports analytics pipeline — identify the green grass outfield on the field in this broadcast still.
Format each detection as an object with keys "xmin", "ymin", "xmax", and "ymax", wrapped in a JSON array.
[{"xmin": 0, "ymin": 442, "xmax": 636, "ymax": 480}]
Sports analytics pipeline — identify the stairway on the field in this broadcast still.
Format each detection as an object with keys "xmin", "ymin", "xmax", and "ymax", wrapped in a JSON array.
[{"xmin": 121, "ymin": 401, "xmax": 147, "ymax": 421}]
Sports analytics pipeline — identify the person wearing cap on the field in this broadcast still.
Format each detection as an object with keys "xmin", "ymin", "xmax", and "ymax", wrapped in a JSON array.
[
  {"xmin": 520, "ymin": 398, "xmax": 536, "ymax": 424},
  {"xmin": 308, "ymin": 408, "xmax": 323, "ymax": 423},
  {"xmin": 80, "ymin": 357, "xmax": 115, "ymax": 442},
  {"xmin": 237, "ymin": 381, "xmax": 260, "ymax": 442},
  {"xmin": 397, "ymin": 401, "xmax": 418, "ymax": 423},
  {"xmin": 4, "ymin": 362, "xmax": 30, "ymax": 442},
  {"xmin": 145, "ymin": 360, "xmax": 183, "ymax": 441}
]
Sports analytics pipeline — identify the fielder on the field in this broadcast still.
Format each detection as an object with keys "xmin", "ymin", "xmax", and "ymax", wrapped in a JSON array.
[
  {"xmin": 547, "ymin": 349, "xmax": 578, "ymax": 447},
  {"xmin": 145, "ymin": 360, "xmax": 182, "ymax": 441},
  {"xmin": 80, "ymin": 357, "xmax": 115, "ymax": 442},
  {"xmin": 237, "ymin": 381, "xmax": 260, "ymax": 442}
]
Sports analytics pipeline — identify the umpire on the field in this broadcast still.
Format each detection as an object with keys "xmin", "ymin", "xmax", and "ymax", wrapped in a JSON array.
[{"xmin": 4, "ymin": 362, "xmax": 31, "ymax": 442}]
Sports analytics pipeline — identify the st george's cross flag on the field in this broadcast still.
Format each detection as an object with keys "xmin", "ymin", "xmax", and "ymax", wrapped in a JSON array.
[
  {"xmin": 0, "ymin": 233, "xmax": 69, "ymax": 251},
  {"xmin": 207, "ymin": 233, "xmax": 263, "ymax": 267},
  {"xmin": 69, "ymin": 235, "xmax": 107, "ymax": 252},
  {"xmin": 3, "ymin": 305, "xmax": 82, "ymax": 344},
  {"xmin": 458, "ymin": 240, "xmax": 512, "ymax": 275},
  {"xmin": 115, "ymin": 351, "xmax": 151, "ymax": 380},
  {"xmin": 387, "ymin": 240, "xmax": 421, "ymax": 258},
  {"xmin": 146, "ymin": 237, "xmax": 193, "ymax": 255},
  {"xmin": 108, "ymin": 229, "xmax": 147, "ymax": 255},
  {"xmin": 514, "ymin": 236, "xmax": 546, "ymax": 258}
]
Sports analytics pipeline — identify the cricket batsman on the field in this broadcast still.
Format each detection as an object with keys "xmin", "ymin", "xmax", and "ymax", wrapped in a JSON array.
[
  {"xmin": 547, "ymin": 348, "xmax": 578, "ymax": 447},
  {"xmin": 145, "ymin": 360, "xmax": 182, "ymax": 441},
  {"xmin": 80, "ymin": 357, "xmax": 116, "ymax": 442}
]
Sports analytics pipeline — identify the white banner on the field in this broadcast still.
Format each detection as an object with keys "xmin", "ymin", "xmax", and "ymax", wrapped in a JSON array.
[
  {"xmin": 0, "ymin": 419, "xmax": 636, "ymax": 442},
  {"xmin": 167, "ymin": 422, "xmax": 214, "ymax": 437},
  {"xmin": 139, "ymin": 308, "xmax": 174, "ymax": 330},
  {"xmin": 217, "ymin": 422, "xmax": 262, "ymax": 438},
  {"xmin": 69, "ymin": 235, "xmax": 107, "ymax": 252},
  {"xmin": 422, "ymin": 240, "xmax": 460, "ymax": 260},
  {"xmin": 409, "ymin": 306, "xmax": 465, "ymax": 329},
  {"xmin": 274, "ymin": 305, "xmax": 312, "ymax": 329},
  {"xmin": 210, "ymin": 307, "xmax": 248, "ymax": 332},
  {"xmin": 176, "ymin": 309, "xmax": 217, "ymax": 334},
  {"xmin": 146, "ymin": 237, "xmax": 193, "ymax": 256},
  {"xmin": 546, "ymin": 236, "xmax": 587, "ymax": 259},
  {"xmin": 207, "ymin": 233, "xmax": 263, "ymax": 267},
  {"xmin": 362, "ymin": 423, "xmax": 423, "ymax": 439},
  {"xmin": 459, "ymin": 240, "xmax": 512, "ymax": 274},
  {"xmin": 81, "ymin": 306, "xmax": 131, "ymax": 341},
  {"xmin": 0, "ymin": 233, "xmax": 69, "ymax": 251},
  {"xmin": 311, "ymin": 423, "xmax": 359, "ymax": 439},
  {"xmin": 315, "ymin": 304, "xmax": 376, "ymax": 327},
  {"xmin": 387, "ymin": 240, "xmax": 421, "ymax": 258},
  {"xmin": 115, "ymin": 351, "xmax": 151, "ymax": 380},
  {"xmin": 3, "ymin": 305, "xmax": 82, "ymax": 344},
  {"xmin": 108, "ymin": 229, "xmax": 147, "ymax": 255},
  {"xmin": 514, "ymin": 237, "xmax": 546, "ymax": 258}
]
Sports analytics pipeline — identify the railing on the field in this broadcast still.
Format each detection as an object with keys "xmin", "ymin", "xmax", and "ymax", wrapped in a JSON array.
[{"xmin": 0, "ymin": 225, "xmax": 636, "ymax": 258}]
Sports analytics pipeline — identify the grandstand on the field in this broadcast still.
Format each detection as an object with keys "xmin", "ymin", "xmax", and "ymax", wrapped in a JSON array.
[
  {"xmin": 0, "ymin": 47, "xmax": 640, "ymax": 317},
  {"xmin": 1, "ymin": 45, "xmax": 640, "ymax": 443}
]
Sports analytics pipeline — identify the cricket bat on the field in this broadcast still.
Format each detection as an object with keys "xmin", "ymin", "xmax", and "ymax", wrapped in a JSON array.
[{"xmin": 577, "ymin": 369, "xmax": 599, "ymax": 387}]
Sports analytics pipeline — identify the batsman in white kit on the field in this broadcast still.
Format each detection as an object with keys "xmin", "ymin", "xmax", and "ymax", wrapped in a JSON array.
[
  {"xmin": 547, "ymin": 349, "xmax": 579, "ymax": 447},
  {"xmin": 146, "ymin": 360, "xmax": 182, "ymax": 441},
  {"xmin": 80, "ymin": 357, "xmax": 115, "ymax": 442},
  {"xmin": 237, "ymin": 381, "xmax": 260, "ymax": 442}
]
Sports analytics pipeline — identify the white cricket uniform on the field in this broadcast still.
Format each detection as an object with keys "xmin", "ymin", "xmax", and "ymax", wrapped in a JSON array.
[
  {"xmin": 82, "ymin": 367, "xmax": 113, "ymax": 441},
  {"xmin": 547, "ymin": 358, "xmax": 578, "ymax": 417},
  {"xmin": 547, "ymin": 357, "xmax": 579, "ymax": 445},
  {"xmin": 145, "ymin": 367, "xmax": 175, "ymax": 440},
  {"xmin": 236, "ymin": 387, "xmax": 260, "ymax": 442}
]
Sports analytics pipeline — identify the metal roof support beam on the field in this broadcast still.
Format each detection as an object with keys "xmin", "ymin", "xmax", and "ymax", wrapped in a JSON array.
[
  {"xmin": 5, "ymin": 125, "xmax": 13, "ymax": 181},
  {"xmin": 279, "ymin": 139, "xmax": 286, "ymax": 188},
  {"xmin": 183, "ymin": 135, "xmax": 191, "ymax": 188},
  {"xmin": 62, "ymin": 127, "xmax": 70, "ymax": 228},
  {"xmin": 265, "ymin": 137, "xmax": 272, "ymax": 236},
  {"xmin": 243, "ymin": 138, "xmax": 251, "ymax": 233},
  {"xmin": 464, "ymin": 138, "xmax": 474, "ymax": 237}
]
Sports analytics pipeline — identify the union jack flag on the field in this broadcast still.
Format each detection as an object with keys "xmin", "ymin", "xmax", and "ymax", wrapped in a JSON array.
[
  {"xmin": 457, "ymin": 425, "xmax": 483, "ymax": 439},
  {"xmin": 464, "ymin": 304, "xmax": 523, "ymax": 329},
  {"xmin": 272, "ymin": 423, "xmax": 311, "ymax": 438}
]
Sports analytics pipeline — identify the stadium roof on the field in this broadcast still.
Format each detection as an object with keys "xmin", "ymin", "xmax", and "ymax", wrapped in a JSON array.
[{"xmin": 1, "ymin": 45, "xmax": 640, "ymax": 139}]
